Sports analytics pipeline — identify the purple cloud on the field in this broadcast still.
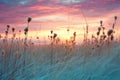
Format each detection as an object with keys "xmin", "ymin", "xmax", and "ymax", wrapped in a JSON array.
[{"xmin": 0, "ymin": 0, "xmax": 120, "ymax": 25}]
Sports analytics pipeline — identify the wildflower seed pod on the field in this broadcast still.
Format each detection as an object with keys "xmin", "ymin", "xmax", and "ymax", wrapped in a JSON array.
[
  {"xmin": 102, "ymin": 27, "xmax": 105, "ymax": 30},
  {"xmin": 50, "ymin": 30, "xmax": 53, "ymax": 34},
  {"xmin": 103, "ymin": 32, "xmax": 105, "ymax": 35},
  {"xmin": 6, "ymin": 25, "xmax": 10, "ymax": 29},
  {"xmin": 98, "ymin": 27, "xmax": 101, "ymax": 32},
  {"xmin": 50, "ymin": 36, "xmax": 52, "ymax": 39},
  {"xmin": 19, "ymin": 30, "xmax": 21, "ymax": 33},
  {"xmin": 6, "ymin": 25, "xmax": 10, "ymax": 31},
  {"xmin": 28, "ymin": 17, "xmax": 32, "ymax": 23},
  {"xmin": 36, "ymin": 37, "xmax": 39, "ymax": 39},
  {"xmin": 5, "ymin": 31, "xmax": 8, "ymax": 35},
  {"xmin": 100, "ymin": 20, "xmax": 103, "ymax": 26},
  {"xmin": 24, "ymin": 27, "xmax": 28, "ymax": 32},
  {"xmin": 53, "ymin": 33, "xmax": 57, "ymax": 39},
  {"xmin": 24, "ymin": 27, "xmax": 28, "ymax": 35},
  {"xmin": 13, "ymin": 34, "xmax": 16, "ymax": 37},
  {"xmin": 12, "ymin": 27, "xmax": 15, "ymax": 32},
  {"xmin": 107, "ymin": 29, "xmax": 113, "ymax": 36},
  {"xmin": 92, "ymin": 34, "xmax": 94, "ymax": 38},
  {"xmin": 97, "ymin": 44, "xmax": 99, "ymax": 47},
  {"xmin": 97, "ymin": 31, "xmax": 100, "ymax": 36},
  {"xmin": 0, "ymin": 34, "xmax": 1, "ymax": 39},
  {"xmin": 73, "ymin": 32, "xmax": 76, "ymax": 37},
  {"xmin": 67, "ymin": 28, "xmax": 69, "ymax": 32},
  {"xmin": 103, "ymin": 34, "xmax": 106, "ymax": 40},
  {"xmin": 114, "ymin": 16, "xmax": 117, "ymax": 21},
  {"xmin": 24, "ymin": 32, "xmax": 26, "ymax": 35}
]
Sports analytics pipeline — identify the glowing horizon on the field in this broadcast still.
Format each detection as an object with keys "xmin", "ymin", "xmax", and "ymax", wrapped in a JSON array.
[{"xmin": 0, "ymin": 0, "xmax": 120, "ymax": 44}]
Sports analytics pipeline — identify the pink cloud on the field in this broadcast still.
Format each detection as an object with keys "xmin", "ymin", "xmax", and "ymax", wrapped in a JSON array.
[{"xmin": 0, "ymin": 0, "xmax": 120, "ymax": 32}]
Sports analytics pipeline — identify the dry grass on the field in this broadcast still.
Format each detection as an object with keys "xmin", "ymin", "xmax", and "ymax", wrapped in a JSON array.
[{"xmin": 0, "ymin": 16, "xmax": 120, "ymax": 80}]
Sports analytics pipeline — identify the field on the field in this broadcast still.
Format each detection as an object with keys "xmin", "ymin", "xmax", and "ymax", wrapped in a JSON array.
[
  {"xmin": 0, "ymin": 38, "xmax": 120, "ymax": 80},
  {"xmin": 1, "ymin": 0, "xmax": 120, "ymax": 79},
  {"xmin": 0, "ymin": 16, "xmax": 120, "ymax": 80}
]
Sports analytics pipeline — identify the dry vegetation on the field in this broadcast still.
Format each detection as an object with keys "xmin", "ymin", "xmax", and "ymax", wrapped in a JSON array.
[{"xmin": 0, "ymin": 16, "xmax": 120, "ymax": 80}]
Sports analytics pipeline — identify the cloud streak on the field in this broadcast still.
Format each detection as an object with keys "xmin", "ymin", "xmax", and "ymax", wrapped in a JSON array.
[{"xmin": 0, "ymin": 0, "xmax": 120, "ymax": 31}]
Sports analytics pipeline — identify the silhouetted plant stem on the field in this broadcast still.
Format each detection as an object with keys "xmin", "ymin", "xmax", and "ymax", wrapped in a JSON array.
[{"xmin": 50, "ymin": 44, "xmax": 54, "ymax": 64}]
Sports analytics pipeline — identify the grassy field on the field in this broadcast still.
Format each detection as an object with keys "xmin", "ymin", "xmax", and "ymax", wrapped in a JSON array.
[
  {"xmin": 0, "ymin": 39, "xmax": 120, "ymax": 80},
  {"xmin": 0, "ymin": 16, "xmax": 120, "ymax": 80}
]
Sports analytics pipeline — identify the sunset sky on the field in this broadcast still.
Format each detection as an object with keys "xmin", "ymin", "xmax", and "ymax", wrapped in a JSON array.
[{"xmin": 0, "ymin": 0, "xmax": 120, "ymax": 43}]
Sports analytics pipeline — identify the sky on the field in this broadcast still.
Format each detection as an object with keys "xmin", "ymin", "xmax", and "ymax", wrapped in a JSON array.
[{"xmin": 0, "ymin": 0, "xmax": 120, "ymax": 43}]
